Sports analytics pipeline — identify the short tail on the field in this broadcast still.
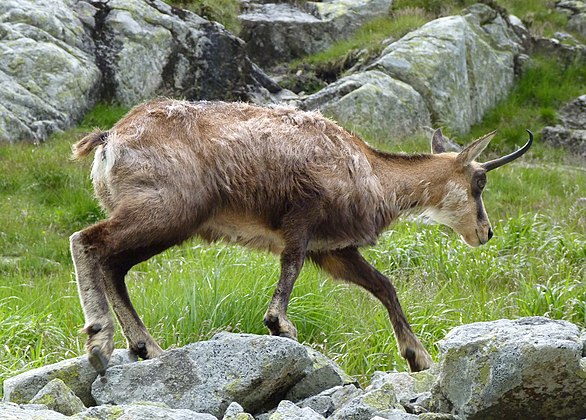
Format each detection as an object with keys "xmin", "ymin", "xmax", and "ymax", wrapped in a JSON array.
[{"xmin": 71, "ymin": 129, "xmax": 109, "ymax": 160}]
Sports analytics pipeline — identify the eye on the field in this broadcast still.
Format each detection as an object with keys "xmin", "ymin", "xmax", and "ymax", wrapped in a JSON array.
[{"xmin": 477, "ymin": 177, "xmax": 486, "ymax": 190}]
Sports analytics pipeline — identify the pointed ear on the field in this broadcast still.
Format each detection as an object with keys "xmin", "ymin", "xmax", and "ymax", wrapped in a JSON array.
[
  {"xmin": 431, "ymin": 128, "xmax": 447, "ymax": 154},
  {"xmin": 457, "ymin": 130, "xmax": 497, "ymax": 166}
]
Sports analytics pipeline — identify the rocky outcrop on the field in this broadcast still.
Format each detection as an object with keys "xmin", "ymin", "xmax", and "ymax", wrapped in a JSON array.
[
  {"xmin": 2, "ymin": 349, "xmax": 136, "ymax": 407},
  {"xmin": 301, "ymin": 70, "xmax": 431, "ymax": 141},
  {"xmin": 541, "ymin": 95, "xmax": 586, "ymax": 158},
  {"xmin": 3, "ymin": 317, "xmax": 586, "ymax": 419},
  {"xmin": 557, "ymin": 0, "xmax": 586, "ymax": 38},
  {"xmin": 239, "ymin": 0, "xmax": 392, "ymax": 68},
  {"xmin": 303, "ymin": 4, "xmax": 527, "ymax": 139},
  {"xmin": 0, "ymin": 0, "xmax": 280, "ymax": 143},
  {"xmin": 89, "ymin": 332, "xmax": 355, "ymax": 418},
  {"xmin": 0, "ymin": 0, "xmax": 101, "ymax": 143},
  {"xmin": 431, "ymin": 317, "xmax": 586, "ymax": 419}
]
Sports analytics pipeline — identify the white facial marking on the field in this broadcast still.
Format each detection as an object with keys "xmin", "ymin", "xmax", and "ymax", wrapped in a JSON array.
[{"xmin": 426, "ymin": 181, "xmax": 470, "ymax": 226}]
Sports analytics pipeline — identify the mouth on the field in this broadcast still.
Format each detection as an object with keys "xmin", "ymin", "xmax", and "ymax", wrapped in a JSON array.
[{"xmin": 475, "ymin": 229, "xmax": 488, "ymax": 246}]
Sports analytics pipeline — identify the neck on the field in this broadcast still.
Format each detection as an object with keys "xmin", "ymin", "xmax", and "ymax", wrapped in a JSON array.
[{"xmin": 370, "ymin": 150, "xmax": 452, "ymax": 224}]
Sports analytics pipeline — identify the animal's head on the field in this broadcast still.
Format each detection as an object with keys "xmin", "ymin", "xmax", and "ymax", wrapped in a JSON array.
[{"xmin": 428, "ymin": 129, "xmax": 533, "ymax": 247}]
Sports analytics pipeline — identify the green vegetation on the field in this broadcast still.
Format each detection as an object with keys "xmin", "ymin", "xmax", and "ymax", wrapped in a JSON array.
[
  {"xmin": 1, "ymin": 52, "xmax": 585, "ymax": 390},
  {"xmin": 1, "ymin": 0, "xmax": 585, "ymax": 396},
  {"xmin": 165, "ymin": 0, "xmax": 241, "ymax": 33},
  {"xmin": 290, "ymin": 0, "xmax": 581, "ymax": 89}
]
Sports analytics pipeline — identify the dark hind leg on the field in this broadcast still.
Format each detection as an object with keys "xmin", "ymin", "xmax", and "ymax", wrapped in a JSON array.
[
  {"xmin": 309, "ymin": 247, "xmax": 432, "ymax": 372},
  {"xmin": 71, "ymin": 207, "xmax": 191, "ymax": 373}
]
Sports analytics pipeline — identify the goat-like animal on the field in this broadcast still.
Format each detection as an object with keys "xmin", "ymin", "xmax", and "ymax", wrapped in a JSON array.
[{"xmin": 70, "ymin": 99, "xmax": 532, "ymax": 373}]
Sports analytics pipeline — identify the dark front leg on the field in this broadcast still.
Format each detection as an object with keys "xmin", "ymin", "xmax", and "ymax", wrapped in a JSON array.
[
  {"xmin": 309, "ymin": 247, "xmax": 432, "ymax": 372},
  {"xmin": 264, "ymin": 244, "xmax": 307, "ymax": 340}
]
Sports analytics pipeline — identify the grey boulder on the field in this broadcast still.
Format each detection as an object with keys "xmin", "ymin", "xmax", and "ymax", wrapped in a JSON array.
[
  {"xmin": 29, "ymin": 378, "xmax": 86, "ymax": 416},
  {"xmin": 74, "ymin": 402, "xmax": 216, "ymax": 419},
  {"xmin": 541, "ymin": 95, "xmax": 586, "ymax": 158},
  {"xmin": 91, "ymin": 332, "xmax": 353, "ymax": 418},
  {"xmin": 239, "ymin": 0, "xmax": 391, "ymax": 67},
  {"xmin": 372, "ymin": 4, "xmax": 525, "ymax": 134},
  {"xmin": 0, "ymin": 0, "xmax": 101, "ymax": 143},
  {"xmin": 2, "ymin": 349, "xmax": 136, "ymax": 407},
  {"xmin": 431, "ymin": 316, "xmax": 586, "ymax": 419},
  {"xmin": 0, "ymin": 402, "xmax": 69, "ymax": 419},
  {"xmin": 302, "ymin": 70, "xmax": 431, "ymax": 142}
]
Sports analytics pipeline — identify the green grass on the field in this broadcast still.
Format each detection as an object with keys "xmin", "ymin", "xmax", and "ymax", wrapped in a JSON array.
[
  {"xmin": 165, "ymin": 0, "xmax": 241, "ymax": 33},
  {"xmin": 1, "ymin": 90, "xmax": 585, "ymax": 392},
  {"xmin": 1, "ymin": 1, "xmax": 586, "ymax": 396}
]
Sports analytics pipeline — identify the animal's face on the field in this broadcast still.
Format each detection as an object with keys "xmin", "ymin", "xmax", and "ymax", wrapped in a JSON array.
[
  {"xmin": 431, "ymin": 164, "xmax": 493, "ymax": 247},
  {"xmin": 429, "ymin": 128, "xmax": 533, "ymax": 247}
]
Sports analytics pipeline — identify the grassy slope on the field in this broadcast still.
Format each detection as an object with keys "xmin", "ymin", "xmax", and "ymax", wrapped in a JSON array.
[{"xmin": 1, "ymin": 1, "xmax": 585, "ymax": 392}]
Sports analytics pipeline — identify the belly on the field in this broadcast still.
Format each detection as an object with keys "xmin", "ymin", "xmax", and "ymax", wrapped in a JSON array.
[{"xmin": 197, "ymin": 212, "xmax": 368, "ymax": 254}]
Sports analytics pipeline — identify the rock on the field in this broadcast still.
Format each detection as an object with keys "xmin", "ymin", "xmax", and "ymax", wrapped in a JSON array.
[
  {"xmin": 0, "ymin": 0, "xmax": 281, "ymax": 143},
  {"xmin": 366, "ymin": 370, "xmax": 436, "ymax": 413},
  {"xmin": 557, "ymin": 0, "xmax": 586, "ymax": 38},
  {"xmin": 529, "ymin": 35, "xmax": 586, "ymax": 64},
  {"xmin": 330, "ymin": 382, "xmax": 405, "ymax": 420},
  {"xmin": 558, "ymin": 94, "xmax": 586, "ymax": 129},
  {"xmin": 0, "ymin": 402, "xmax": 69, "ymax": 419},
  {"xmin": 88, "ymin": 0, "xmax": 278, "ymax": 105},
  {"xmin": 297, "ymin": 384, "xmax": 364, "ymax": 417},
  {"xmin": 541, "ymin": 126, "xmax": 586, "ymax": 158},
  {"xmin": 29, "ymin": 378, "xmax": 86, "ymax": 416},
  {"xmin": 285, "ymin": 347, "xmax": 357, "ymax": 402},
  {"xmin": 0, "ymin": 0, "xmax": 101, "ymax": 143},
  {"xmin": 239, "ymin": 0, "xmax": 391, "ymax": 68},
  {"xmin": 222, "ymin": 401, "xmax": 254, "ymax": 420},
  {"xmin": 541, "ymin": 95, "xmax": 586, "ymax": 158},
  {"xmin": 75, "ymin": 402, "xmax": 217, "ymax": 419},
  {"xmin": 91, "ymin": 332, "xmax": 353, "ymax": 418},
  {"xmin": 371, "ymin": 3, "xmax": 524, "ymax": 134},
  {"xmin": 302, "ymin": 70, "xmax": 431, "ymax": 142},
  {"xmin": 268, "ymin": 400, "xmax": 325, "ymax": 420},
  {"xmin": 2, "ymin": 349, "xmax": 137, "ymax": 407},
  {"xmin": 431, "ymin": 316, "xmax": 586, "ymax": 419}
]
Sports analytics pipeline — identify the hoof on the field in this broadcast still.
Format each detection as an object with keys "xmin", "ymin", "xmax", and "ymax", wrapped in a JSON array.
[
  {"xmin": 130, "ymin": 340, "xmax": 163, "ymax": 360},
  {"xmin": 404, "ymin": 347, "xmax": 433, "ymax": 372},
  {"xmin": 264, "ymin": 315, "xmax": 298, "ymax": 341},
  {"xmin": 88, "ymin": 346, "xmax": 109, "ymax": 375}
]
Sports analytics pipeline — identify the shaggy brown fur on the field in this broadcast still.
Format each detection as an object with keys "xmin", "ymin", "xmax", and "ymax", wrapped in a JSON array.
[{"xmin": 70, "ymin": 99, "xmax": 531, "ymax": 373}]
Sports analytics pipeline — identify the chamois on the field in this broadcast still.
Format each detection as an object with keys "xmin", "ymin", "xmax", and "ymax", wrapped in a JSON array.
[{"xmin": 70, "ymin": 99, "xmax": 532, "ymax": 373}]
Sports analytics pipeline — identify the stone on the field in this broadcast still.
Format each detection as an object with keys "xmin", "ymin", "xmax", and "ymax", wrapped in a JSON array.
[
  {"xmin": 223, "ymin": 401, "xmax": 254, "ymax": 420},
  {"xmin": 559, "ymin": 94, "xmax": 586, "ymax": 129},
  {"xmin": 302, "ymin": 70, "xmax": 431, "ymax": 142},
  {"xmin": 91, "ymin": 332, "xmax": 351, "ymax": 418},
  {"xmin": 557, "ymin": 0, "xmax": 586, "ymax": 38},
  {"xmin": 366, "ymin": 370, "xmax": 436, "ymax": 413},
  {"xmin": 89, "ymin": 0, "xmax": 278, "ymax": 106},
  {"xmin": 285, "ymin": 347, "xmax": 357, "ymax": 402},
  {"xmin": 0, "ymin": 0, "xmax": 281, "ymax": 143},
  {"xmin": 29, "ymin": 378, "xmax": 86, "ymax": 416},
  {"xmin": 431, "ymin": 317, "xmax": 586, "ymax": 419},
  {"xmin": 372, "ymin": 4, "xmax": 524, "ymax": 134},
  {"xmin": 541, "ymin": 95, "xmax": 586, "ymax": 158},
  {"xmin": 541, "ymin": 126, "xmax": 586, "ymax": 158},
  {"xmin": 2, "ymin": 349, "xmax": 137, "ymax": 407},
  {"xmin": 74, "ymin": 402, "xmax": 216, "ymax": 419},
  {"xmin": 297, "ymin": 384, "xmax": 364, "ymax": 417},
  {"xmin": 0, "ymin": 0, "xmax": 101, "ymax": 143},
  {"xmin": 268, "ymin": 400, "xmax": 325, "ymax": 420},
  {"xmin": 239, "ymin": 0, "xmax": 391, "ymax": 67},
  {"xmin": 330, "ymin": 382, "xmax": 405, "ymax": 420},
  {"xmin": 0, "ymin": 402, "xmax": 69, "ymax": 419}
]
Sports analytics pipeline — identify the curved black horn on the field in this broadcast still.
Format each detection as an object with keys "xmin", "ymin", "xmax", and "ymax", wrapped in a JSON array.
[{"xmin": 482, "ymin": 129, "xmax": 533, "ymax": 172}]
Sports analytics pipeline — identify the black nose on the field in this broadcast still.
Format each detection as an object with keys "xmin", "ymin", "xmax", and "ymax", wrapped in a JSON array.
[{"xmin": 488, "ymin": 228, "xmax": 494, "ymax": 241}]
